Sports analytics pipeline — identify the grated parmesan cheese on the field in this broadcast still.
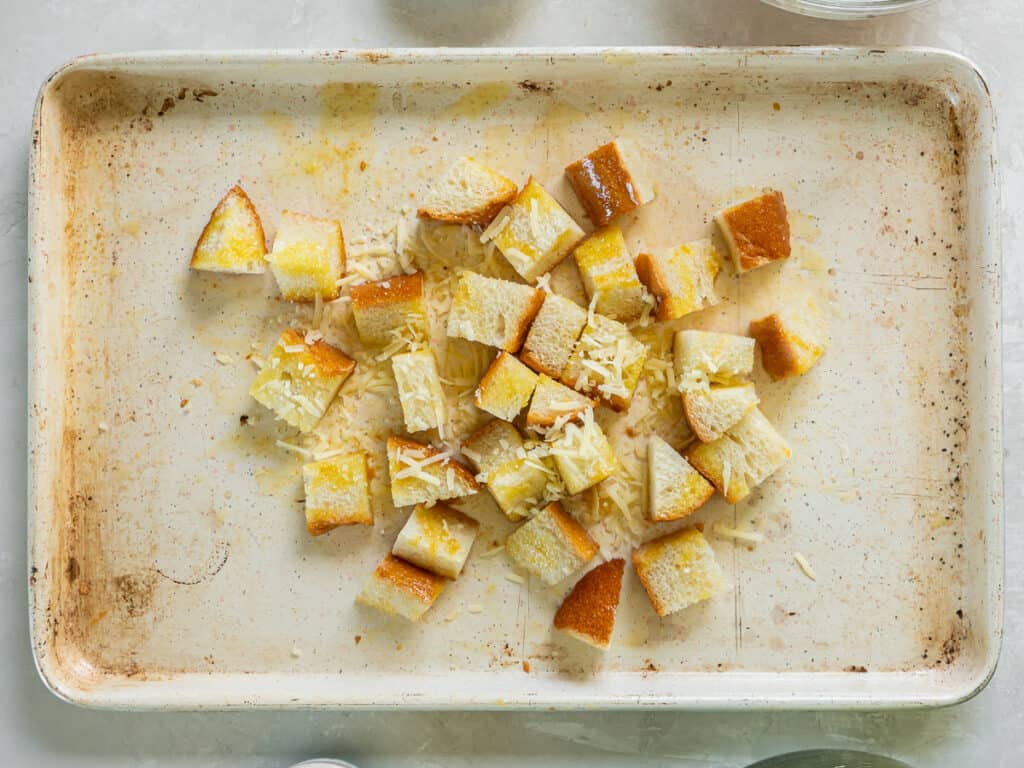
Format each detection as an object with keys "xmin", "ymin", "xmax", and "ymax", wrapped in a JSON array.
[
  {"xmin": 276, "ymin": 439, "xmax": 315, "ymax": 459},
  {"xmin": 793, "ymin": 552, "xmax": 818, "ymax": 581},
  {"xmin": 214, "ymin": 352, "xmax": 234, "ymax": 365},
  {"xmin": 313, "ymin": 447, "xmax": 348, "ymax": 461},
  {"xmin": 528, "ymin": 197, "xmax": 541, "ymax": 240},
  {"xmin": 713, "ymin": 523, "xmax": 765, "ymax": 544},
  {"xmin": 480, "ymin": 208, "xmax": 511, "ymax": 243}
]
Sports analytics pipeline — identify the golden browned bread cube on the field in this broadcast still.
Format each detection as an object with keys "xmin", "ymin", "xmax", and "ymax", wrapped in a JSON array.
[
  {"xmin": 748, "ymin": 300, "xmax": 828, "ymax": 380},
  {"xmin": 685, "ymin": 408, "xmax": 791, "ymax": 504},
  {"xmin": 634, "ymin": 239, "xmax": 721, "ymax": 321},
  {"xmin": 547, "ymin": 409, "xmax": 619, "ymax": 495},
  {"xmin": 486, "ymin": 177, "xmax": 585, "ymax": 283},
  {"xmin": 385, "ymin": 436, "xmax": 481, "ymax": 507},
  {"xmin": 460, "ymin": 419, "xmax": 525, "ymax": 476},
  {"xmin": 391, "ymin": 349, "xmax": 446, "ymax": 434},
  {"xmin": 505, "ymin": 501, "xmax": 599, "ymax": 586},
  {"xmin": 350, "ymin": 272, "xmax": 429, "ymax": 349},
  {"xmin": 474, "ymin": 351, "xmax": 538, "ymax": 422},
  {"xmin": 249, "ymin": 329, "xmax": 355, "ymax": 432},
  {"xmin": 673, "ymin": 329, "xmax": 755, "ymax": 390},
  {"xmin": 553, "ymin": 558, "xmax": 625, "ymax": 650},
  {"xmin": 302, "ymin": 451, "xmax": 373, "ymax": 535},
  {"xmin": 191, "ymin": 185, "xmax": 267, "ymax": 273},
  {"xmin": 446, "ymin": 271, "xmax": 545, "ymax": 352},
  {"xmin": 647, "ymin": 435, "xmax": 714, "ymax": 523},
  {"xmin": 715, "ymin": 190, "xmax": 791, "ymax": 273},
  {"xmin": 573, "ymin": 226, "xmax": 648, "ymax": 323},
  {"xmin": 683, "ymin": 383, "xmax": 759, "ymax": 443},
  {"xmin": 392, "ymin": 503, "xmax": 480, "ymax": 579},
  {"xmin": 633, "ymin": 528, "xmax": 725, "ymax": 617},
  {"xmin": 386, "ymin": 436, "xmax": 479, "ymax": 508},
  {"xmin": 485, "ymin": 453, "xmax": 562, "ymax": 522},
  {"xmin": 526, "ymin": 374, "xmax": 596, "ymax": 430},
  {"xmin": 268, "ymin": 210, "xmax": 345, "ymax": 301},
  {"xmin": 564, "ymin": 139, "xmax": 654, "ymax": 226},
  {"xmin": 520, "ymin": 293, "xmax": 589, "ymax": 378},
  {"xmin": 356, "ymin": 554, "xmax": 446, "ymax": 622},
  {"xmin": 562, "ymin": 313, "xmax": 647, "ymax": 412},
  {"xmin": 418, "ymin": 156, "xmax": 518, "ymax": 226}
]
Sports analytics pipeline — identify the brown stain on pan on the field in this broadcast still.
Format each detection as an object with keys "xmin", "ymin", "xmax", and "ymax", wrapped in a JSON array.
[{"xmin": 41, "ymin": 71, "xmax": 165, "ymax": 689}]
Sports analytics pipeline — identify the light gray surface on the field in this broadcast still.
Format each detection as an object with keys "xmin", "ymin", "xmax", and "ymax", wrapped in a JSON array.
[{"xmin": 0, "ymin": 1, "xmax": 1020, "ymax": 766}]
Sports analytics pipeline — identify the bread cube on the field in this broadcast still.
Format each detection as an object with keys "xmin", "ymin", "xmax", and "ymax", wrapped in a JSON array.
[
  {"xmin": 356, "ymin": 554, "xmax": 446, "ymax": 622},
  {"xmin": 526, "ymin": 374, "xmax": 596, "ymax": 429},
  {"xmin": 387, "ymin": 436, "xmax": 480, "ymax": 508},
  {"xmin": 683, "ymin": 383, "xmax": 759, "ymax": 443},
  {"xmin": 520, "ymin": 293, "xmax": 588, "ymax": 378},
  {"xmin": 392, "ymin": 350, "xmax": 446, "ymax": 434},
  {"xmin": 573, "ymin": 226, "xmax": 648, "ymax": 323},
  {"xmin": 685, "ymin": 408, "xmax": 791, "ymax": 504},
  {"xmin": 635, "ymin": 239, "xmax": 721, "ymax": 321},
  {"xmin": 446, "ymin": 271, "xmax": 545, "ymax": 352},
  {"xmin": 303, "ymin": 451, "xmax": 372, "ymax": 535},
  {"xmin": 191, "ymin": 185, "xmax": 267, "ymax": 273},
  {"xmin": 673, "ymin": 329, "xmax": 755, "ymax": 390},
  {"xmin": 715, "ymin": 190, "xmax": 791, "ymax": 273},
  {"xmin": 418, "ymin": 156, "xmax": 518, "ymax": 226},
  {"xmin": 563, "ymin": 314, "xmax": 648, "ymax": 411},
  {"xmin": 487, "ymin": 177, "xmax": 585, "ymax": 283},
  {"xmin": 553, "ymin": 558, "xmax": 625, "ymax": 650},
  {"xmin": 547, "ymin": 409, "xmax": 619, "ymax": 495},
  {"xmin": 486, "ymin": 454, "xmax": 561, "ymax": 521},
  {"xmin": 505, "ymin": 501, "xmax": 599, "ymax": 586},
  {"xmin": 351, "ymin": 272, "xmax": 429, "ymax": 349},
  {"xmin": 249, "ymin": 329, "xmax": 355, "ymax": 432},
  {"xmin": 647, "ymin": 435, "xmax": 714, "ymax": 523},
  {"xmin": 461, "ymin": 419, "xmax": 525, "ymax": 476},
  {"xmin": 749, "ymin": 300, "xmax": 828, "ymax": 380},
  {"xmin": 392, "ymin": 503, "xmax": 480, "ymax": 579},
  {"xmin": 564, "ymin": 139, "xmax": 654, "ymax": 226},
  {"xmin": 633, "ymin": 528, "xmax": 725, "ymax": 617},
  {"xmin": 474, "ymin": 351, "xmax": 538, "ymax": 422},
  {"xmin": 268, "ymin": 211, "xmax": 345, "ymax": 301}
]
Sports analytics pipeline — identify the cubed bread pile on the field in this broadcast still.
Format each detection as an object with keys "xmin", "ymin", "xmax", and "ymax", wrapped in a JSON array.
[{"xmin": 190, "ymin": 141, "xmax": 828, "ymax": 646}]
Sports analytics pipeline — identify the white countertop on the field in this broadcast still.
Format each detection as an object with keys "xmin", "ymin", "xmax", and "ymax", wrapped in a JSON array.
[{"xmin": 1, "ymin": 1, "xmax": 1021, "ymax": 766}]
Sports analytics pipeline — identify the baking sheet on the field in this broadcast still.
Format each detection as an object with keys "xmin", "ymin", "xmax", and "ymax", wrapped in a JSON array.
[{"xmin": 27, "ymin": 47, "xmax": 1003, "ymax": 709}]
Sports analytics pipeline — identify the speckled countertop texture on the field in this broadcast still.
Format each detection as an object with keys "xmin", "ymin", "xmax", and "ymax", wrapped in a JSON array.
[{"xmin": 1, "ymin": 1, "xmax": 1020, "ymax": 766}]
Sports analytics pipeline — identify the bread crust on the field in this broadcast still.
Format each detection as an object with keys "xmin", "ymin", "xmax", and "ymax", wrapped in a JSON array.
[
  {"xmin": 549, "ymin": 502, "xmax": 600, "ymax": 561},
  {"xmin": 553, "ymin": 559, "xmax": 625, "ymax": 649},
  {"xmin": 279, "ymin": 328, "xmax": 355, "ymax": 378},
  {"xmin": 716, "ymin": 190, "xmax": 790, "ymax": 272},
  {"xmin": 351, "ymin": 271, "xmax": 424, "ymax": 311},
  {"xmin": 565, "ymin": 142, "xmax": 641, "ymax": 226},
  {"xmin": 387, "ymin": 435, "xmax": 480, "ymax": 493},
  {"xmin": 510, "ymin": 288, "xmax": 547, "ymax": 352},
  {"xmin": 749, "ymin": 313, "xmax": 802, "ymax": 380},
  {"xmin": 373, "ymin": 554, "xmax": 447, "ymax": 604},
  {"xmin": 526, "ymin": 375, "xmax": 595, "ymax": 428},
  {"xmin": 417, "ymin": 192, "xmax": 516, "ymax": 227},
  {"xmin": 635, "ymin": 250, "xmax": 695, "ymax": 322}
]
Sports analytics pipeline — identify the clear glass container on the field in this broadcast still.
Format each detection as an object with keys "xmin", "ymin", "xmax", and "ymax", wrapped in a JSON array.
[
  {"xmin": 746, "ymin": 750, "xmax": 914, "ymax": 768},
  {"xmin": 760, "ymin": 0, "xmax": 934, "ymax": 19}
]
